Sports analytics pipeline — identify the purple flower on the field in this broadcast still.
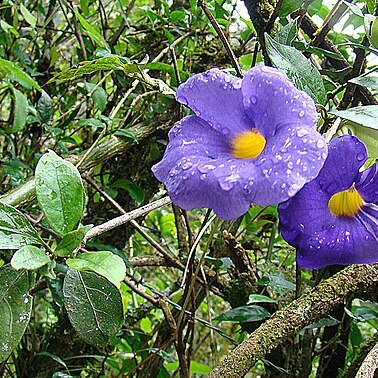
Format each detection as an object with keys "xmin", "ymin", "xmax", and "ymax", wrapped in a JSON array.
[
  {"xmin": 152, "ymin": 66, "xmax": 328, "ymax": 220},
  {"xmin": 278, "ymin": 135, "xmax": 378, "ymax": 269}
]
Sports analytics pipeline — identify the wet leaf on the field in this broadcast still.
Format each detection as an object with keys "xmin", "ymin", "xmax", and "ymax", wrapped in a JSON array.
[
  {"xmin": 333, "ymin": 105, "xmax": 378, "ymax": 130},
  {"xmin": 35, "ymin": 150, "xmax": 84, "ymax": 235},
  {"xmin": 112, "ymin": 179, "xmax": 145, "ymax": 204},
  {"xmin": 66, "ymin": 251, "xmax": 126, "ymax": 288},
  {"xmin": 0, "ymin": 265, "xmax": 34, "ymax": 362},
  {"xmin": 49, "ymin": 56, "xmax": 141, "ymax": 84},
  {"xmin": 11, "ymin": 245, "xmax": 50, "ymax": 270},
  {"xmin": 247, "ymin": 294, "xmax": 277, "ymax": 304},
  {"xmin": 54, "ymin": 226, "xmax": 92, "ymax": 257},
  {"xmin": 0, "ymin": 58, "xmax": 42, "ymax": 91},
  {"xmin": 10, "ymin": 87, "xmax": 28, "ymax": 133},
  {"xmin": 215, "ymin": 305, "xmax": 270, "ymax": 322},
  {"xmin": 37, "ymin": 91, "xmax": 54, "ymax": 124},
  {"xmin": 63, "ymin": 268, "xmax": 123, "ymax": 346},
  {"xmin": 265, "ymin": 33, "xmax": 326, "ymax": 104},
  {"xmin": 0, "ymin": 202, "xmax": 42, "ymax": 249}
]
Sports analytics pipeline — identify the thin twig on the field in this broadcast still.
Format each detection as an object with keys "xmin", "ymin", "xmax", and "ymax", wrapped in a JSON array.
[
  {"xmin": 83, "ymin": 196, "xmax": 172, "ymax": 243},
  {"xmin": 197, "ymin": 0, "xmax": 242, "ymax": 77}
]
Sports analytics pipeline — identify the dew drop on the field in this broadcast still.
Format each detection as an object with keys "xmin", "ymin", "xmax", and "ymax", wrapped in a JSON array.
[
  {"xmin": 200, "ymin": 174, "xmax": 207, "ymax": 180},
  {"xmin": 316, "ymin": 139, "xmax": 325, "ymax": 149},
  {"xmin": 250, "ymin": 95, "xmax": 258, "ymax": 104},
  {"xmin": 356, "ymin": 152, "xmax": 365, "ymax": 161},
  {"xmin": 232, "ymin": 80, "xmax": 242, "ymax": 89},
  {"xmin": 287, "ymin": 161, "xmax": 294, "ymax": 169},
  {"xmin": 296, "ymin": 129, "xmax": 308, "ymax": 138},
  {"xmin": 299, "ymin": 110, "xmax": 305, "ymax": 117},
  {"xmin": 182, "ymin": 162, "xmax": 193, "ymax": 170},
  {"xmin": 222, "ymin": 127, "xmax": 230, "ymax": 135}
]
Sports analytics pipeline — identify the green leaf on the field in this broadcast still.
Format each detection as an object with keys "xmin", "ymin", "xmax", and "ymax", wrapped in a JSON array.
[
  {"xmin": 0, "ymin": 59, "xmax": 42, "ymax": 91},
  {"xmin": 215, "ymin": 305, "xmax": 270, "ymax": 322},
  {"xmin": 112, "ymin": 179, "xmax": 145, "ymax": 204},
  {"xmin": 20, "ymin": 4, "xmax": 37, "ymax": 28},
  {"xmin": 37, "ymin": 91, "xmax": 54, "ymax": 124},
  {"xmin": 91, "ymin": 87, "xmax": 107, "ymax": 112},
  {"xmin": 35, "ymin": 150, "xmax": 84, "ymax": 235},
  {"xmin": 349, "ymin": 73, "xmax": 378, "ymax": 92},
  {"xmin": 66, "ymin": 251, "xmax": 126, "ymax": 288},
  {"xmin": 275, "ymin": 20, "xmax": 297, "ymax": 46},
  {"xmin": 258, "ymin": 273, "xmax": 296, "ymax": 291},
  {"xmin": 0, "ymin": 202, "xmax": 42, "ymax": 249},
  {"xmin": 54, "ymin": 226, "xmax": 92, "ymax": 257},
  {"xmin": 49, "ymin": 56, "xmax": 141, "ymax": 84},
  {"xmin": 332, "ymin": 105, "xmax": 378, "ymax": 130},
  {"xmin": 0, "ymin": 266, "xmax": 34, "ymax": 363},
  {"xmin": 11, "ymin": 245, "xmax": 50, "ymax": 270},
  {"xmin": 74, "ymin": 8, "xmax": 106, "ymax": 48},
  {"xmin": 10, "ymin": 87, "xmax": 28, "ymax": 133},
  {"xmin": 247, "ymin": 294, "xmax": 277, "ymax": 304},
  {"xmin": 63, "ymin": 268, "xmax": 123, "ymax": 345},
  {"xmin": 265, "ymin": 33, "xmax": 326, "ymax": 104},
  {"xmin": 114, "ymin": 129, "xmax": 137, "ymax": 140},
  {"xmin": 302, "ymin": 316, "xmax": 340, "ymax": 330},
  {"xmin": 365, "ymin": 14, "xmax": 378, "ymax": 48}
]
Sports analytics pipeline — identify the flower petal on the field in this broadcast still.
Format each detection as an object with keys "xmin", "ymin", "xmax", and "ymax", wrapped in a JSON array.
[
  {"xmin": 163, "ymin": 155, "xmax": 253, "ymax": 220},
  {"xmin": 356, "ymin": 162, "xmax": 378, "ymax": 203},
  {"xmin": 247, "ymin": 124, "xmax": 328, "ymax": 205},
  {"xmin": 316, "ymin": 135, "xmax": 367, "ymax": 195},
  {"xmin": 242, "ymin": 65, "xmax": 317, "ymax": 138},
  {"xmin": 152, "ymin": 116, "xmax": 254, "ymax": 219},
  {"xmin": 280, "ymin": 188, "xmax": 378, "ymax": 269},
  {"xmin": 152, "ymin": 115, "xmax": 229, "ymax": 181},
  {"xmin": 176, "ymin": 68, "xmax": 252, "ymax": 137},
  {"xmin": 297, "ymin": 205, "xmax": 378, "ymax": 269},
  {"xmin": 278, "ymin": 180, "xmax": 334, "ymax": 249}
]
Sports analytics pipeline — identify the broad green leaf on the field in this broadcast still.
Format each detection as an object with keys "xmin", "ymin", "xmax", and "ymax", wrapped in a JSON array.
[
  {"xmin": 258, "ymin": 273, "xmax": 296, "ymax": 291},
  {"xmin": 54, "ymin": 226, "xmax": 92, "ymax": 257},
  {"xmin": 365, "ymin": 14, "xmax": 378, "ymax": 48},
  {"xmin": 274, "ymin": 20, "xmax": 297, "ymax": 45},
  {"xmin": 0, "ymin": 266, "xmax": 34, "ymax": 362},
  {"xmin": 0, "ymin": 20, "xmax": 19, "ymax": 37},
  {"xmin": 10, "ymin": 87, "xmax": 28, "ymax": 133},
  {"xmin": 247, "ymin": 294, "xmax": 277, "ymax": 304},
  {"xmin": 215, "ymin": 305, "xmax": 270, "ymax": 322},
  {"xmin": 0, "ymin": 58, "xmax": 42, "ymax": 91},
  {"xmin": 66, "ymin": 251, "xmax": 126, "ymax": 288},
  {"xmin": 11, "ymin": 245, "xmax": 50, "ymax": 270},
  {"xmin": 332, "ymin": 105, "xmax": 378, "ymax": 156},
  {"xmin": 0, "ymin": 202, "xmax": 42, "ymax": 249},
  {"xmin": 265, "ymin": 33, "xmax": 326, "ymax": 104},
  {"xmin": 91, "ymin": 87, "xmax": 107, "ymax": 112},
  {"xmin": 349, "ymin": 73, "xmax": 378, "ymax": 92},
  {"xmin": 112, "ymin": 179, "xmax": 145, "ymax": 204},
  {"xmin": 63, "ymin": 268, "xmax": 123, "ymax": 345},
  {"xmin": 339, "ymin": 120, "xmax": 378, "ymax": 158},
  {"xmin": 20, "ymin": 4, "xmax": 37, "ymax": 28},
  {"xmin": 302, "ymin": 316, "xmax": 340, "ymax": 330},
  {"xmin": 49, "ymin": 56, "xmax": 141, "ymax": 84},
  {"xmin": 74, "ymin": 9, "xmax": 106, "ymax": 47},
  {"xmin": 35, "ymin": 151, "xmax": 84, "ymax": 235},
  {"xmin": 37, "ymin": 91, "xmax": 53, "ymax": 124},
  {"xmin": 165, "ymin": 361, "xmax": 211, "ymax": 375}
]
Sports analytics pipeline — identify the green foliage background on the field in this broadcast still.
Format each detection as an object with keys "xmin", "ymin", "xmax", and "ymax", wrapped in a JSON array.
[{"xmin": 0, "ymin": 0, "xmax": 378, "ymax": 377}]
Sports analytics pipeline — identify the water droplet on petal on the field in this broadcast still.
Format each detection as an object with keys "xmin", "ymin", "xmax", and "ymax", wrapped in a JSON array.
[
  {"xmin": 250, "ymin": 95, "xmax": 258, "ymax": 104},
  {"xmin": 296, "ymin": 129, "xmax": 308, "ymax": 138},
  {"xmin": 222, "ymin": 127, "xmax": 230, "ymax": 135},
  {"xmin": 232, "ymin": 80, "xmax": 242, "ymax": 89},
  {"xmin": 316, "ymin": 139, "xmax": 325, "ymax": 149},
  {"xmin": 356, "ymin": 152, "xmax": 365, "ymax": 161},
  {"xmin": 299, "ymin": 110, "xmax": 305, "ymax": 117},
  {"xmin": 200, "ymin": 174, "xmax": 207, "ymax": 180},
  {"xmin": 287, "ymin": 161, "xmax": 294, "ymax": 169}
]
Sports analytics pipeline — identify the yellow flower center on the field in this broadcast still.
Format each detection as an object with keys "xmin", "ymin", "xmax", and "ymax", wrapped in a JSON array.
[
  {"xmin": 231, "ymin": 129, "xmax": 266, "ymax": 159},
  {"xmin": 328, "ymin": 184, "xmax": 365, "ymax": 217}
]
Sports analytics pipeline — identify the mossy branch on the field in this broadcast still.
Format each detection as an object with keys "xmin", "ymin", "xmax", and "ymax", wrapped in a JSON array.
[
  {"xmin": 209, "ymin": 263, "xmax": 378, "ymax": 377},
  {"xmin": 0, "ymin": 120, "xmax": 170, "ymax": 207}
]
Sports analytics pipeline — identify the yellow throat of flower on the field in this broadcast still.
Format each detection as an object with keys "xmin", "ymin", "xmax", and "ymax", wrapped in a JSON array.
[
  {"xmin": 328, "ymin": 184, "xmax": 365, "ymax": 217},
  {"xmin": 231, "ymin": 129, "xmax": 266, "ymax": 159}
]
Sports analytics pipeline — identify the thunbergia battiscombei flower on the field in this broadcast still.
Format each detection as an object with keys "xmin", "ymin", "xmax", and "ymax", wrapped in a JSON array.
[
  {"xmin": 152, "ymin": 65, "xmax": 328, "ymax": 220},
  {"xmin": 279, "ymin": 135, "xmax": 378, "ymax": 269}
]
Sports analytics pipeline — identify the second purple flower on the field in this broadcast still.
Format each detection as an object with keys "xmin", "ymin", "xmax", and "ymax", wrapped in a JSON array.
[{"xmin": 152, "ymin": 66, "xmax": 328, "ymax": 220}]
